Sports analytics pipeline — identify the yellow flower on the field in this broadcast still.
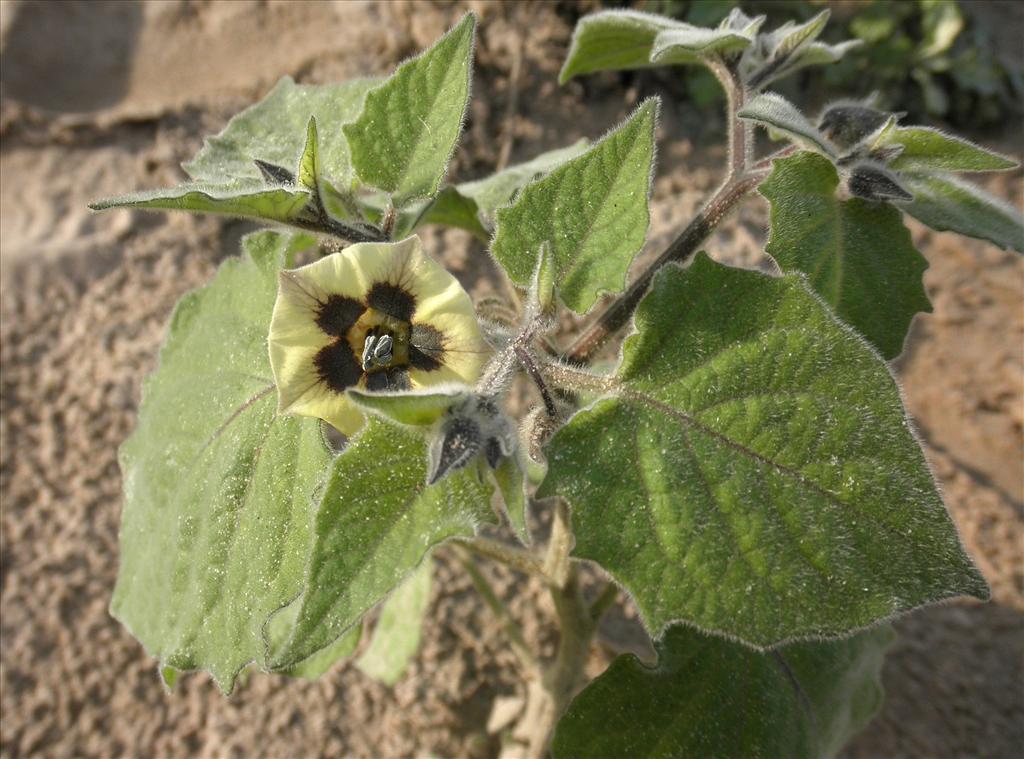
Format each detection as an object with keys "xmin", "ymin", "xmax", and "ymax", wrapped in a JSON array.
[{"xmin": 268, "ymin": 236, "xmax": 490, "ymax": 435}]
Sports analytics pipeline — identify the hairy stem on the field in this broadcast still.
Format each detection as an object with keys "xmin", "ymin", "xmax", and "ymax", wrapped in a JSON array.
[
  {"xmin": 516, "ymin": 346, "xmax": 559, "ymax": 418},
  {"xmin": 563, "ymin": 57, "xmax": 766, "ymax": 365},
  {"xmin": 525, "ymin": 501, "xmax": 598, "ymax": 759},
  {"xmin": 452, "ymin": 535, "xmax": 547, "ymax": 579}
]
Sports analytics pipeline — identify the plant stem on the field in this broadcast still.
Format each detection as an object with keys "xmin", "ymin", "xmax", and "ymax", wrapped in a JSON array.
[
  {"xmin": 452, "ymin": 536, "xmax": 547, "ymax": 579},
  {"xmin": 524, "ymin": 501, "xmax": 599, "ymax": 759},
  {"xmin": 454, "ymin": 547, "xmax": 539, "ymax": 676},
  {"xmin": 563, "ymin": 57, "xmax": 768, "ymax": 366},
  {"xmin": 516, "ymin": 346, "xmax": 558, "ymax": 418}
]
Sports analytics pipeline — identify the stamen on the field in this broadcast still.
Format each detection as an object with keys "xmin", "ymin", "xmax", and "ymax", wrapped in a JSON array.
[{"xmin": 362, "ymin": 333, "xmax": 395, "ymax": 371}]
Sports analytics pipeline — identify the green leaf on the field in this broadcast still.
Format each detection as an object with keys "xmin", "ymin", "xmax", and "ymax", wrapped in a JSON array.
[
  {"xmin": 650, "ymin": 25, "xmax": 755, "ymax": 65},
  {"xmin": 494, "ymin": 454, "xmax": 529, "ymax": 545},
  {"xmin": 738, "ymin": 93, "xmax": 835, "ymax": 156},
  {"xmin": 110, "ymin": 230, "xmax": 330, "ymax": 693},
  {"xmin": 559, "ymin": 11, "xmax": 684, "ymax": 83},
  {"xmin": 91, "ymin": 78, "xmax": 384, "ymax": 233},
  {"xmin": 90, "ymin": 183, "xmax": 312, "ymax": 225},
  {"xmin": 784, "ymin": 39, "xmax": 862, "ymax": 72},
  {"xmin": 553, "ymin": 623, "xmax": 894, "ymax": 759},
  {"xmin": 759, "ymin": 151, "xmax": 930, "ymax": 359},
  {"xmin": 769, "ymin": 10, "xmax": 831, "ymax": 63},
  {"xmin": 539, "ymin": 255, "xmax": 988, "ymax": 648},
  {"xmin": 897, "ymin": 172, "xmax": 1024, "ymax": 253},
  {"xmin": 184, "ymin": 76, "xmax": 379, "ymax": 186},
  {"xmin": 746, "ymin": 10, "xmax": 834, "ymax": 88},
  {"xmin": 884, "ymin": 126, "xmax": 1018, "ymax": 172},
  {"xmin": 271, "ymin": 418, "xmax": 494, "ymax": 668},
  {"xmin": 371, "ymin": 139, "xmax": 591, "ymax": 240},
  {"xmin": 343, "ymin": 13, "xmax": 475, "ymax": 206},
  {"xmin": 492, "ymin": 100, "xmax": 657, "ymax": 313},
  {"xmin": 283, "ymin": 624, "xmax": 361, "ymax": 681},
  {"xmin": 458, "ymin": 140, "xmax": 590, "ymax": 216},
  {"xmin": 356, "ymin": 557, "xmax": 434, "ymax": 685}
]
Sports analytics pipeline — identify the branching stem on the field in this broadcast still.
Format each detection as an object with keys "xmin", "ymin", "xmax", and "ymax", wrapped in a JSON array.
[{"xmin": 563, "ymin": 57, "xmax": 774, "ymax": 366}]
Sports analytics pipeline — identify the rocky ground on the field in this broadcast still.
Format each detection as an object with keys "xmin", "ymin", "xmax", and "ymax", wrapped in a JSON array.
[{"xmin": 1, "ymin": 2, "xmax": 1021, "ymax": 758}]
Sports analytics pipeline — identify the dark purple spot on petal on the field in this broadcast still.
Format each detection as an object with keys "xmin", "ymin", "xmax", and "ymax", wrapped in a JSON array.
[
  {"xmin": 316, "ymin": 295, "xmax": 365, "ymax": 337},
  {"xmin": 314, "ymin": 340, "xmax": 362, "ymax": 393},
  {"xmin": 367, "ymin": 282, "xmax": 416, "ymax": 322},
  {"xmin": 409, "ymin": 323, "xmax": 445, "ymax": 371}
]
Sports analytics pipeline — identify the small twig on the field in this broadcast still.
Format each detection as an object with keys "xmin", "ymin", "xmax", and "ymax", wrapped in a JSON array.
[
  {"xmin": 452, "ymin": 535, "xmax": 547, "ymax": 579},
  {"xmin": 515, "ymin": 346, "xmax": 558, "ymax": 418},
  {"xmin": 454, "ymin": 547, "xmax": 539, "ymax": 676}
]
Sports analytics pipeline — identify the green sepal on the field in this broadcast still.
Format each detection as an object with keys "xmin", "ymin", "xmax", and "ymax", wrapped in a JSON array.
[
  {"xmin": 539, "ymin": 256, "xmax": 988, "ymax": 648},
  {"xmin": 553, "ymin": 623, "xmax": 895, "ymax": 759},
  {"xmin": 343, "ymin": 13, "xmax": 475, "ymax": 207},
  {"xmin": 760, "ymin": 151, "xmax": 931, "ymax": 359},
  {"xmin": 492, "ymin": 100, "xmax": 657, "ymax": 313},
  {"xmin": 347, "ymin": 387, "xmax": 467, "ymax": 427}
]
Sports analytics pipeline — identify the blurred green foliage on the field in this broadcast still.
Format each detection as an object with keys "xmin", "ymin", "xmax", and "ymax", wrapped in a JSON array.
[{"xmin": 635, "ymin": 0, "xmax": 1022, "ymax": 129}]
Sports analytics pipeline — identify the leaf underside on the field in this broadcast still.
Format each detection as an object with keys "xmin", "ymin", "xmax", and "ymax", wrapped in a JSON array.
[
  {"xmin": 760, "ymin": 151, "xmax": 932, "ymax": 359},
  {"xmin": 553, "ymin": 623, "xmax": 894, "ymax": 759},
  {"xmin": 897, "ymin": 171, "xmax": 1024, "ymax": 254},
  {"xmin": 539, "ymin": 255, "xmax": 988, "ymax": 648},
  {"xmin": 111, "ymin": 231, "xmax": 329, "ymax": 693}
]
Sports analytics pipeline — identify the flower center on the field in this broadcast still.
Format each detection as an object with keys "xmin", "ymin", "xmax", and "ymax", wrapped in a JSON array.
[{"xmin": 348, "ymin": 308, "xmax": 411, "ymax": 374}]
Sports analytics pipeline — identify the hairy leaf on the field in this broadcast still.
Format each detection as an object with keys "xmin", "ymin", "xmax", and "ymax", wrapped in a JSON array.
[
  {"xmin": 271, "ymin": 418, "xmax": 494, "ymax": 668},
  {"xmin": 884, "ymin": 126, "xmax": 1018, "ymax": 173},
  {"xmin": 738, "ymin": 93, "xmax": 835, "ymax": 156},
  {"xmin": 539, "ymin": 256, "xmax": 988, "ymax": 647},
  {"xmin": 559, "ymin": 11, "xmax": 683, "ymax": 83},
  {"xmin": 356, "ymin": 558, "xmax": 433, "ymax": 685},
  {"xmin": 90, "ymin": 183, "xmax": 311, "ymax": 225},
  {"xmin": 492, "ymin": 100, "xmax": 657, "ymax": 313},
  {"xmin": 650, "ymin": 25, "xmax": 755, "ymax": 64},
  {"xmin": 495, "ymin": 454, "xmax": 529, "ymax": 544},
  {"xmin": 344, "ymin": 13, "xmax": 475, "ymax": 206},
  {"xmin": 110, "ymin": 231, "xmax": 329, "ymax": 693},
  {"xmin": 185, "ymin": 76, "xmax": 380, "ymax": 186},
  {"xmin": 553, "ymin": 624, "xmax": 894, "ymax": 759},
  {"xmin": 760, "ymin": 151, "xmax": 930, "ymax": 359},
  {"xmin": 92, "ymin": 77, "xmax": 382, "ymax": 231},
  {"xmin": 898, "ymin": 172, "xmax": 1024, "ymax": 253},
  {"xmin": 375, "ymin": 140, "xmax": 590, "ymax": 240}
]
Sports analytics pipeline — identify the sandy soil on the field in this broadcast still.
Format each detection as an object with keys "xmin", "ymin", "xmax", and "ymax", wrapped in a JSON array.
[{"xmin": 1, "ymin": 2, "xmax": 1022, "ymax": 758}]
